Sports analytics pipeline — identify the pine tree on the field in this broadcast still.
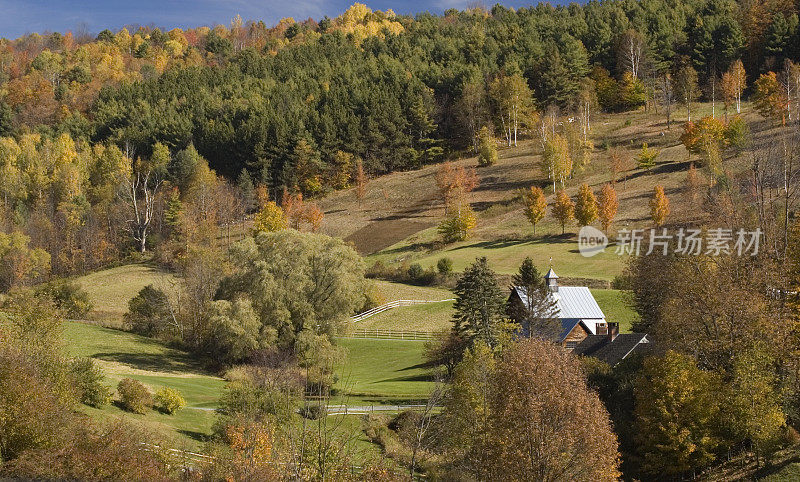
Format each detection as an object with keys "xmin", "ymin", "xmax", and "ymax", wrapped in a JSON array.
[
  {"xmin": 552, "ymin": 189, "xmax": 575, "ymax": 234},
  {"xmin": 650, "ymin": 185, "xmax": 670, "ymax": 226},
  {"xmin": 520, "ymin": 186, "xmax": 547, "ymax": 235},
  {"xmin": 574, "ymin": 183, "xmax": 598, "ymax": 227},
  {"xmin": 452, "ymin": 257, "xmax": 508, "ymax": 349},
  {"xmin": 510, "ymin": 257, "xmax": 559, "ymax": 340},
  {"xmin": 597, "ymin": 183, "xmax": 618, "ymax": 232}
]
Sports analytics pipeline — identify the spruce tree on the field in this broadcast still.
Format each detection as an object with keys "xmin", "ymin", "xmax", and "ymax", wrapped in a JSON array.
[
  {"xmin": 452, "ymin": 257, "xmax": 508, "ymax": 349},
  {"xmin": 510, "ymin": 258, "xmax": 559, "ymax": 340},
  {"xmin": 237, "ymin": 168, "xmax": 256, "ymax": 214}
]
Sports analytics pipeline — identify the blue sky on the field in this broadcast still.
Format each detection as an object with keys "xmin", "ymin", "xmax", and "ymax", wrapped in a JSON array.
[{"xmin": 0, "ymin": 1, "xmax": 543, "ymax": 39}]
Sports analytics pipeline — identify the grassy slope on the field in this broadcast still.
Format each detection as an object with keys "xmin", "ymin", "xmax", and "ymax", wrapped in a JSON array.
[
  {"xmin": 355, "ymin": 300, "xmax": 455, "ymax": 332},
  {"xmin": 324, "ymin": 102, "xmax": 770, "ymax": 286},
  {"xmin": 63, "ymin": 322, "xmax": 225, "ymax": 451},
  {"xmin": 369, "ymin": 233, "xmax": 626, "ymax": 279},
  {"xmin": 75, "ymin": 264, "xmax": 178, "ymax": 323},
  {"xmin": 335, "ymin": 338, "xmax": 432, "ymax": 402}
]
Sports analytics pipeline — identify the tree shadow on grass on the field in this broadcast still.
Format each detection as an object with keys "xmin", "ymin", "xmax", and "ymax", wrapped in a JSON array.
[
  {"xmin": 93, "ymin": 351, "xmax": 198, "ymax": 374},
  {"xmin": 178, "ymin": 430, "xmax": 210, "ymax": 444},
  {"xmin": 377, "ymin": 373, "xmax": 435, "ymax": 383},
  {"xmin": 753, "ymin": 454, "xmax": 800, "ymax": 480},
  {"xmin": 448, "ymin": 235, "xmax": 575, "ymax": 252}
]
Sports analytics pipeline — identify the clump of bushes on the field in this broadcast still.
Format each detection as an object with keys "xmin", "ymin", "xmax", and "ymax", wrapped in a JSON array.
[
  {"xmin": 299, "ymin": 403, "xmax": 325, "ymax": 420},
  {"xmin": 117, "ymin": 378, "xmax": 152, "ymax": 414},
  {"xmin": 153, "ymin": 387, "xmax": 186, "ymax": 415},
  {"xmin": 70, "ymin": 358, "xmax": 111, "ymax": 408},
  {"xmin": 367, "ymin": 260, "xmax": 445, "ymax": 287},
  {"xmin": 35, "ymin": 279, "xmax": 92, "ymax": 318}
]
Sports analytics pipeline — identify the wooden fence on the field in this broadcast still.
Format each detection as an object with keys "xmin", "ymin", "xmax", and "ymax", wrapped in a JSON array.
[
  {"xmin": 339, "ymin": 329, "xmax": 440, "ymax": 341},
  {"xmin": 350, "ymin": 299, "xmax": 454, "ymax": 322}
]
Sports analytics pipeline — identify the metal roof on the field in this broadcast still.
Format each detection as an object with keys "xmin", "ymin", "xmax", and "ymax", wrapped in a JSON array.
[
  {"xmin": 554, "ymin": 287, "xmax": 605, "ymax": 320},
  {"xmin": 514, "ymin": 286, "xmax": 605, "ymax": 321}
]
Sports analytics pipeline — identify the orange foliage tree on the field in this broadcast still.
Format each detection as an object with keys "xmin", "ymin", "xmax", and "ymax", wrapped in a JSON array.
[
  {"xmin": 597, "ymin": 183, "xmax": 619, "ymax": 232},
  {"xmin": 753, "ymin": 72, "xmax": 788, "ymax": 125},
  {"xmin": 435, "ymin": 161, "xmax": 479, "ymax": 203},
  {"xmin": 650, "ymin": 185, "xmax": 670, "ymax": 226},
  {"xmin": 551, "ymin": 189, "xmax": 575, "ymax": 234}
]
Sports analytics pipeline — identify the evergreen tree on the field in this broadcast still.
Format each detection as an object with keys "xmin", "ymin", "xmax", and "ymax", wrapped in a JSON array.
[
  {"xmin": 509, "ymin": 258, "xmax": 559, "ymax": 340},
  {"xmin": 237, "ymin": 169, "xmax": 256, "ymax": 213},
  {"xmin": 452, "ymin": 257, "xmax": 508, "ymax": 349}
]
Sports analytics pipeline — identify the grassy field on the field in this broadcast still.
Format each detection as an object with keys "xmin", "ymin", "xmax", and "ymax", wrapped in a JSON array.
[
  {"xmin": 591, "ymin": 289, "xmax": 637, "ymax": 333},
  {"xmin": 63, "ymin": 322, "xmax": 225, "ymax": 451},
  {"xmin": 369, "ymin": 233, "xmax": 626, "ymax": 280},
  {"xmin": 74, "ymin": 264, "xmax": 178, "ymax": 323},
  {"xmin": 335, "ymin": 338, "xmax": 433, "ymax": 402},
  {"xmin": 373, "ymin": 280, "xmax": 453, "ymax": 301},
  {"xmin": 355, "ymin": 300, "xmax": 454, "ymax": 332}
]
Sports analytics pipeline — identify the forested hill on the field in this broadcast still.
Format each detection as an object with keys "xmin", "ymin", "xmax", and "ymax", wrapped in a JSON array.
[{"xmin": 1, "ymin": 1, "xmax": 799, "ymax": 194}]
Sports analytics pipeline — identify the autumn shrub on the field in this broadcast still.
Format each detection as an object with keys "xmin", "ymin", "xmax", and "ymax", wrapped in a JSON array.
[
  {"xmin": 1, "ymin": 420, "xmax": 171, "ymax": 480},
  {"xmin": 117, "ymin": 378, "xmax": 152, "ymax": 414},
  {"xmin": 153, "ymin": 387, "xmax": 186, "ymax": 415},
  {"xmin": 0, "ymin": 344, "xmax": 73, "ymax": 461},
  {"xmin": 70, "ymin": 358, "xmax": 111, "ymax": 408},
  {"xmin": 360, "ymin": 280, "xmax": 386, "ymax": 312},
  {"xmin": 35, "ymin": 279, "xmax": 92, "ymax": 318}
]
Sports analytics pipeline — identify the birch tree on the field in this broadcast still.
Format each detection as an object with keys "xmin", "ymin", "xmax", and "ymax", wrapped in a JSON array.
[{"xmin": 123, "ymin": 142, "xmax": 167, "ymax": 253}]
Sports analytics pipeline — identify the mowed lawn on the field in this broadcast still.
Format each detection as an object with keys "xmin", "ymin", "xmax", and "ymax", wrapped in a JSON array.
[
  {"xmin": 369, "ymin": 234, "xmax": 626, "ymax": 281},
  {"xmin": 63, "ymin": 322, "xmax": 225, "ymax": 451},
  {"xmin": 355, "ymin": 300, "xmax": 454, "ymax": 332},
  {"xmin": 334, "ymin": 338, "xmax": 433, "ymax": 402},
  {"xmin": 591, "ymin": 289, "xmax": 638, "ymax": 333},
  {"xmin": 75, "ymin": 264, "xmax": 178, "ymax": 322}
]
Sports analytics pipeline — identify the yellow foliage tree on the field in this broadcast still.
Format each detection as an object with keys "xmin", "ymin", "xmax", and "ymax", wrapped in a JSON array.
[
  {"xmin": 574, "ymin": 183, "xmax": 598, "ymax": 227},
  {"xmin": 253, "ymin": 201, "xmax": 288, "ymax": 234},
  {"xmin": 551, "ymin": 189, "xmax": 575, "ymax": 234},
  {"xmin": 520, "ymin": 186, "xmax": 547, "ymax": 234},
  {"xmin": 439, "ymin": 200, "xmax": 477, "ymax": 243}
]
